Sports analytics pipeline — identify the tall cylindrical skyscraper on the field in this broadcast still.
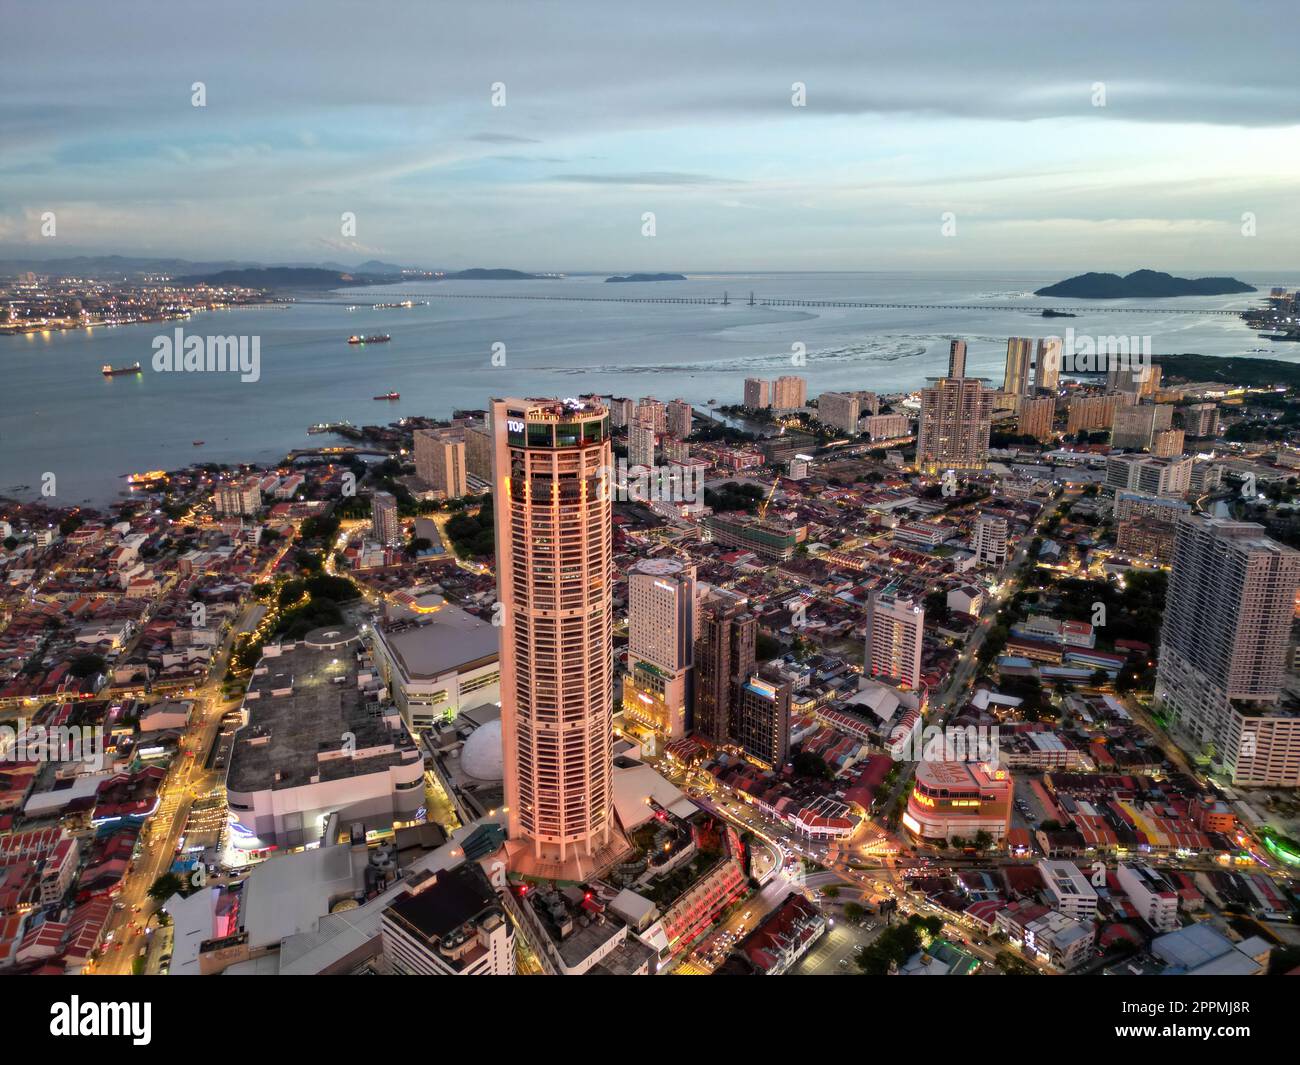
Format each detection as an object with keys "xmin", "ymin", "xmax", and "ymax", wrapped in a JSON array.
[{"xmin": 491, "ymin": 398, "xmax": 615, "ymax": 875}]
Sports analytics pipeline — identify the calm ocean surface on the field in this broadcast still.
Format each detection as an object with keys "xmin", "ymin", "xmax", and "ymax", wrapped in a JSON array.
[{"xmin": 3, "ymin": 270, "xmax": 1294, "ymax": 506}]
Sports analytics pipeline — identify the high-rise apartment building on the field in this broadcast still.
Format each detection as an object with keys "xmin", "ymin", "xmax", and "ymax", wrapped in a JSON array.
[
  {"xmin": 491, "ymin": 397, "xmax": 617, "ymax": 875},
  {"xmin": 743, "ymin": 378, "xmax": 771, "ymax": 409},
  {"xmin": 371, "ymin": 491, "xmax": 402, "ymax": 546},
  {"xmin": 1111, "ymin": 402, "xmax": 1174, "ymax": 450},
  {"xmin": 607, "ymin": 396, "xmax": 635, "ymax": 428},
  {"xmin": 1182, "ymin": 402, "xmax": 1218, "ymax": 438},
  {"xmin": 628, "ymin": 423, "xmax": 656, "ymax": 469},
  {"xmin": 1066, "ymin": 392, "xmax": 1133, "ymax": 435},
  {"xmin": 214, "ymin": 478, "xmax": 262, "ymax": 516},
  {"xmin": 635, "ymin": 397, "xmax": 666, "ymax": 433},
  {"xmin": 771, "ymin": 375, "xmax": 807, "ymax": 411},
  {"xmin": 818, "ymin": 390, "xmax": 879, "ymax": 435},
  {"xmin": 1035, "ymin": 337, "xmax": 1062, "ymax": 391},
  {"xmin": 666, "ymin": 398, "xmax": 693, "ymax": 440},
  {"xmin": 1017, "ymin": 395, "xmax": 1056, "ymax": 442},
  {"xmin": 414, "ymin": 426, "xmax": 468, "ymax": 498},
  {"xmin": 622, "ymin": 558, "xmax": 696, "ymax": 743},
  {"xmin": 947, "ymin": 339, "xmax": 968, "ymax": 379},
  {"xmin": 973, "ymin": 514, "xmax": 1009, "ymax": 567},
  {"xmin": 917, "ymin": 377, "xmax": 994, "ymax": 474},
  {"xmin": 694, "ymin": 591, "xmax": 756, "ymax": 745},
  {"xmin": 1156, "ymin": 516, "xmax": 1300, "ymax": 786},
  {"xmin": 1003, "ymin": 337, "xmax": 1033, "ymax": 398},
  {"xmin": 865, "ymin": 591, "xmax": 925, "ymax": 690},
  {"xmin": 1151, "ymin": 427, "xmax": 1185, "ymax": 459},
  {"xmin": 865, "ymin": 413, "xmax": 910, "ymax": 441},
  {"xmin": 464, "ymin": 419, "xmax": 494, "ymax": 484}
]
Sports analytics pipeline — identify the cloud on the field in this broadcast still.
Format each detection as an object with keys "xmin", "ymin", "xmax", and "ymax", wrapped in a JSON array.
[{"xmin": 550, "ymin": 172, "xmax": 739, "ymax": 187}]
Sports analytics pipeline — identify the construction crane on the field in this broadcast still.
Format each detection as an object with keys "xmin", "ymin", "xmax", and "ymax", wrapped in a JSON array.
[{"xmin": 758, "ymin": 479, "xmax": 780, "ymax": 520}]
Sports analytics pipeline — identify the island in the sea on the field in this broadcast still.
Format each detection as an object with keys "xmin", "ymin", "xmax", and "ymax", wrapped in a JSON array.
[
  {"xmin": 445, "ymin": 267, "xmax": 546, "ymax": 281},
  {"xmin": 1034, "ymin": 269, "xmax": 1255, "ymax": 299},
  {"xmin": 605, "ymin": 273, "xmax": 687, "ymax": 283}
]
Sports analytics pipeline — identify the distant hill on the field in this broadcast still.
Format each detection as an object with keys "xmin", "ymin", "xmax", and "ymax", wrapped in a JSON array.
[
  {"xmin": 175, "ymin": 267, "xmax": 392, "ymax": 290},
  {"xmin": 605, "ymin": 272, "xmax": 687, "ymax": 283},
  {"xmin": 1035, "ymin": 270, "xmax": 1255, "ymax": 299},
  {"xmin": 445, "ymin": 267, "xmax": 546, "ymax": 280},
  {"xmin": 0, "ymin": 255, "xmax": 257, "ymax": 279},
  {"xmin": 1158, "ymin": 354, "xmax": 1300, "ymax": 388}
]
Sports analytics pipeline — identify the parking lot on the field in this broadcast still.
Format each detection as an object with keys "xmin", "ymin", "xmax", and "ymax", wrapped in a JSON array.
[{"xmin": 792, "ymin": 918, "xmax": 880, "ymax": 975}]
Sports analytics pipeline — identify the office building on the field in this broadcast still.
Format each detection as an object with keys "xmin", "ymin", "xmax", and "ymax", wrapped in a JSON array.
[
  {"xmin": 371, "ymin": 491, "xmax": 402, "ymax": 547},
  {"xmin": 917, "ymin": 377, "xmax": 994, "ymax": 474},
  {"xmin": 903, "ymin": 760, "xmax": 1012, "ymax": 844},
  {"xmin": 1105, "ymin": 454, "xmax": 1192, "ymax": 498},
  {"xmin": 622, "ymin": 559, "xmax": 696, "ymax": 743},
  {"xmin": 771, "ymin": 375, "xmax": 807, "ymax": 411},
  {"xmin": 694, "ymin": 591, "xmax": 756, "ymax": 745},
  {"xmin": 491, "ymin": 398, "xmax": 618, "ymax": 876},
  {"xmin": 666, "ymin": 398, "xmax": 693, "ymax": 440},
  {"xmin": 381, "ymin": 861, "xmax": 515, "ymax": 975},
  {"xmin": 865, "ymin": 591, "xmax": 924, "ymax": 690},
  {"xmin": 1038, "ymin": 860, "xmax": 1099, "ymax": 921},
  {"xmin": 743, "ymin": 378, "xmax": 770, "ymax": 409},
  {"xmin": 1017, "ymin": 395, "xmax": 1056, "ymax": 442},
  {"xmin": 414, "ymin": 426, "xmax": 468, "ymax": 498},
  {"xmin": 1003, "ymin": 337, "xmax": 1033, "ymax": 398},
  {"xmin": 973, "ymin": 514, "xmax": 1009, "ymax": 567},
  {"xmin": 734, "ymin": 672, "xmax": 791, "ymax": 768},
  {"xmin": 1156, "ymin": 516, "xmax": 1300, "ymax": 785}
]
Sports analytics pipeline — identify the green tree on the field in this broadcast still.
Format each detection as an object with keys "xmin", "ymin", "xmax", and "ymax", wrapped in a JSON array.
[{"xmin": 148, "ymin": 872, "xmax": 186, "ymax": 901}]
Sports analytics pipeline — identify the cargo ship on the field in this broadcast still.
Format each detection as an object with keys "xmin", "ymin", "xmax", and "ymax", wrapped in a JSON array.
[
  {"xmin": 373, "ymin": 391, "xmax": 400, "ymax": 401},
  {"xmin": 348, "ymin": 334, "xmax": 391, "ymax": 345},
  {"xmin": 102, "ymin": 362, "xmax": 142, "ymax": 376}
]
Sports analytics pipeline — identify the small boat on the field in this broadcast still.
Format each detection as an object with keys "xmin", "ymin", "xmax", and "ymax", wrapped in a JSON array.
[
  {"xmin": 192, "ymin": 440, "xmax": 205, "ymax": 446},
  {"xmin": 373, "ymin": 391, "xmax": 400, "ymax": 401},
  {"xmin": 348, "ymin": 334, "xmax": 391, "ymax": 345},
  {"xmin": 102, "ymin": 362, "xmax": 142, "ymax": 376}
]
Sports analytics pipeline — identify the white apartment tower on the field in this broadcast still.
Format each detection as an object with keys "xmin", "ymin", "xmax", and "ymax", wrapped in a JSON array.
[
  {"xmin": 865, "ymin": 591, "xmax": 925, "ymax": 690},
  {"xmin": 973, "ymin": 514, "xmax": 1009, "ymax": 567}
]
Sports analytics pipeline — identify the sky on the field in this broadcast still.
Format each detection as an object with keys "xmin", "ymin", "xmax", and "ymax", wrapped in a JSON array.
[{"xmin": 3, "ymin": 0, "xmax": 1299, "ymax": 273}]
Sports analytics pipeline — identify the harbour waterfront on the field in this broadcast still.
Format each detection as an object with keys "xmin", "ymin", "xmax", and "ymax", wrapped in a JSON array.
[{"xmin": 2, "ymin": 270, "xmax": 1292, "ymax": 505}]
